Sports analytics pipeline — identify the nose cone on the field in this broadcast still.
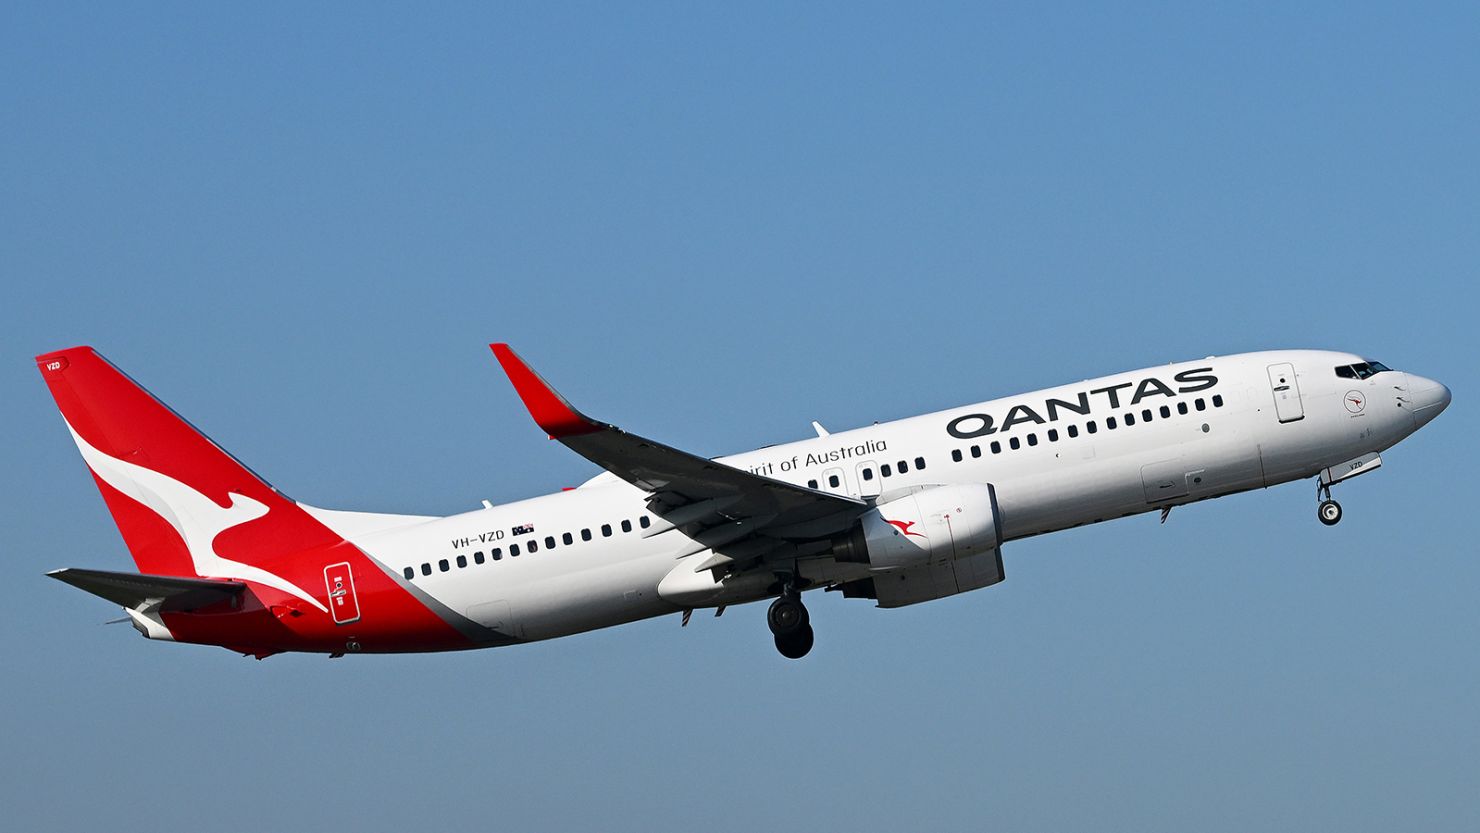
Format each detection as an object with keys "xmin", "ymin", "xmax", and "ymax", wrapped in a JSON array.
[{"xmin": 1407, "ymin": 374, "xmax": 1451, "ymax": 428}]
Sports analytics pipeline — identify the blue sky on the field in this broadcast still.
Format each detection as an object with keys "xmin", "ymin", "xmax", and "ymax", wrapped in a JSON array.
[{"xmin": 3, "ymin": 3, "xmax": 1476, "ymax": 831}]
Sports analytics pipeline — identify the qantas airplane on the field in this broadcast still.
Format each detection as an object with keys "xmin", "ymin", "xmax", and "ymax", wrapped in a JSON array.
[{"xmin": 38, "ymin": 344, "xmax": 1449, "ymax": 659}]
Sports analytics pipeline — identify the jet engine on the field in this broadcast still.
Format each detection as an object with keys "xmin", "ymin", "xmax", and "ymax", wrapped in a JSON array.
[{"xmin": 833, "ymin": 484, "xmax": 1001, "ymax": 570}]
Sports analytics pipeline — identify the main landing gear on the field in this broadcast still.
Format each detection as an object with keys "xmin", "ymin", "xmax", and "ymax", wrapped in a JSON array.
[
  {"xmin": 1317, "ymin": 481, "xmax": 1342, "ymax": 526},
  {"xmin": 768, "ymin": 592, "xmax": 814, "ymax": 659}
]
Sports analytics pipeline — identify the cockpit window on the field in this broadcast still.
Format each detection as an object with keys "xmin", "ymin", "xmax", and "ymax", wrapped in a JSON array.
[{"xmin": 1336, "ymin": 361, "xmax": 1393, "ymax": 380}]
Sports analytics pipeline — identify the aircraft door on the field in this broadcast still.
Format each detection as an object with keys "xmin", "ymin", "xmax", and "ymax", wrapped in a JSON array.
[
  {"xmin": 856, "ymin": 461, "xmax": 880, "ymax": 498},
  {"xmin": 1266, "ymin": 362, "xmax": 1305, "ymax": 423},
  {"xmin": 324, "ymin": 562, "xmax": 361, "ymax": 625}
]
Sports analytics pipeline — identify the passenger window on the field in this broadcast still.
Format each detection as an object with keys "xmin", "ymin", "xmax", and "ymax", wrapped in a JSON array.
[
  {"xmin": 971, "ymin": 445, "xmax": 982, "ymax": 458},
  {"xmin": 601, "ymin": 524, "xmax": 612, "ymax": 537},
  {"xmin": 951, "ymin": 449, "xmax": 963, "ymax": 463},
  {"xmin": 1087, "ymin": 421, "xmax": 1098, "ymax": 434},
  {"xmin": 863, "ymin": 467, "xmax": 875, "ymax": 481},
  {"xmin": 1124, "ymin": 413, "xmax": 1135, "ymax": 426},
  {"xmin": 509, "ymin": 544, "xmax": 520, "ymax": 556},
  {"xmin": 474, "ymin": 551, "xmax": 485, "ymax": 564},
  {"xmin": 439, "ymin": 559, "xmax": 450, "ymax": 572},
  {"xmin": 915, "ymin": 456, "xmax": 926, "ymax": 469},
  {"xmin": 990, "ymin": 441, "xmax": 1001, "ymax": 454},
  {"xmin": 491, "ymin": 547, "xmax": 502, "ymax": 560},
  {"xmin": 1195, "ymin": 399, "xmax": 1206, "ymax": 411},
  {"xmin": 1159, "ymin": 405, "xmax": 1171, "ymax": 419},
  {"xmin": 1142, "ymin": 409, "xmax": 1153, "ymax": 422},
  {"xmin": 1067, "ymin": 424, "xmax": 1079, "ymax": 438},
  {"xmin": 456, "ymin": 555, "xmax": 467, "ymax": 569},
  {"xmin": 1027, "ymin": 433, "xmax": 1038, "ymax": 446},
  {"xmin": 421, "ymin": 563, "xmax": 432, "ymax": 576},
  {"xmin": 1107, "ymin": 416, "xmax": 1118, "ymax": 430},
  {"xmin": 403, "ymin": 566, "xmax": 415, "ymax": 580},
  {"xmin": 1177, "ymin": 402, "xmax": 1188, "ymax": 415},
  {"xmin": 639, "ymin": 516, "xmax": 651, "ymax": 529},
  {"xmin": 1009, "ymin": 436, "xmax": 1021, "ymax": 450},
  {"xmin": 621, "ymin": 519, "xmax": 632, "ymax": 533},
  {"xmin": 580, "ymin": 529, "xmax": 592, "ymax": 542},
  {"xmin": 545, "ymin": 536, "xmax": 556, "ymax": 549},
  {"xmin": 1212, "ymin": 394, "xmax": 1224, "ymax": 408},
  {"xmin": 881, "ymin": 464, "xmax": 892, "ymax": 477},
  {"xmin": 527, "ymin": 540, "xmax": 538, "ymax": 553},
  {"xmin": 897, "ymin": 460, "xmax": 909, "ymax": 474},
  {"xmin": 1047, "ymin": 428, "xmax": 1059, "ymax": 442},
  {"xmin": 807, "ymin": 479, "xmax": 819, "ymax": 488},
  {"xmin": 562, "ymin": 532, "xmax": 573, "ymax": 545}
]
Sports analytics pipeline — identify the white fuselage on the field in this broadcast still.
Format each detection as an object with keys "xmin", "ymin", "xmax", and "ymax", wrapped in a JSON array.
[{"xmin": 319, "ymin": 350, "xmax": 1442, "ymax": 643}]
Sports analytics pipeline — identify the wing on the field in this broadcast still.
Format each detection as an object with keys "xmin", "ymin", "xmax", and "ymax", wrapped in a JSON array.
[{"xmin": 491, "ymin": 344, "xmax": 866, "ymax": 567}]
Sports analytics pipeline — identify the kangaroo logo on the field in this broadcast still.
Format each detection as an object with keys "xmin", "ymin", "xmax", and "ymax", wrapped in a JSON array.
[
  {"xmin": 66, "ymin": 423, "xmax": 328, "ymax": 612},
  {"xmin": 884, "ymin": 518, "xmax": 926, "ymax": 538}
]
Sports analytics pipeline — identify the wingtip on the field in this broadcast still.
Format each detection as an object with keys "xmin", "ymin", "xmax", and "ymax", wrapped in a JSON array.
[{"xmin": 489, "ymin": 344, "xmax": 603, "ymax": 439}]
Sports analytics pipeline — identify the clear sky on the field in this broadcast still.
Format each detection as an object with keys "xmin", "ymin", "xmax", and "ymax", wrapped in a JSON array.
[{"xmin": 3, "ymin": 3, "xmax": 1476, "ymax": 831}]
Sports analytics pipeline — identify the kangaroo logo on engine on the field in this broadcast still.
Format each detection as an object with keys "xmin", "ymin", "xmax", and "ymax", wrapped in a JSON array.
[{"xmin": 885, "ymin": 519, "xmax": 926, "ymax": 538}]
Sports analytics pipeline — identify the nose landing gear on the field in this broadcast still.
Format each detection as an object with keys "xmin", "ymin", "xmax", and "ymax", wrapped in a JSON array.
[
  {"xmin": 767, "ymin": 593, "xmax": 814, "ymax": 659},
  {"xmin": 1317, "ymin": 481, "xmax": 1342, "ymax": 526}
]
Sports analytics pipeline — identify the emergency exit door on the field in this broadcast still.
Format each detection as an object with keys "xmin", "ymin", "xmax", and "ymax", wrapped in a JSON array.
[
  {"xmin": 1267, "ymin": 362, "xmax": 1304, "ymax": 423},
  {"xmin": 324, "ymin": 562, "xmax": 361, "ymax": 625}
]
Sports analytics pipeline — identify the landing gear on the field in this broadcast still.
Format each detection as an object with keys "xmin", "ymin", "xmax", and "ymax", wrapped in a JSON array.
[
  {"xmin": 767, "ymin": 593, "xmax": 813, "ymax": 659},
  {"xmin": 767, "ymin": 595, "xmax": 808, "ymax": 635},
  {"xmin": 1316, "ymin": 481, "xmax": 1343, "ymax": 526},
  {"xmin": 775, "ymin": 624, "xmax": 814, "ymax": 659}
]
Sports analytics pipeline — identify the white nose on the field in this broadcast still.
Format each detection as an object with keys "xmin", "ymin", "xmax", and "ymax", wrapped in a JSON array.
[{"xmin": 1406, "ymin": 374, "xmax": 1451, "ymax": 427}]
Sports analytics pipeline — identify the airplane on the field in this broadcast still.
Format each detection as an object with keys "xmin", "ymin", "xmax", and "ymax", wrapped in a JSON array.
[{"xmin": 37, "ymin": 345, "xmax": 1450, "ymax": 660}]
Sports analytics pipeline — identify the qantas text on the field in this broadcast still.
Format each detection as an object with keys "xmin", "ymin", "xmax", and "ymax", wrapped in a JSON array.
[{"xmin": 946, "ymin": 368, "xmax": 1218, "ymax": 439}]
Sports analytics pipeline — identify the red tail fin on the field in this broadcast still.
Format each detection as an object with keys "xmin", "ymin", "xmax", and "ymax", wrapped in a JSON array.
[{"xmin": 35, "ymin": 347, "xmax": 337, "ymax": 587}]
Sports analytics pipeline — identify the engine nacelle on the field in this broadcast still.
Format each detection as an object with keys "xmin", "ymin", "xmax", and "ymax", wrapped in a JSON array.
[{"xmin": 834, "ymin": 484, "xmax": 1001, "ymax": 570}]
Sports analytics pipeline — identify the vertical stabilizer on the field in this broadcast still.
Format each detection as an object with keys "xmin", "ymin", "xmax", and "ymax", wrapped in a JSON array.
[{"xmin": 35, "ymin": 348, "xmax": 333, "ymax": 610}]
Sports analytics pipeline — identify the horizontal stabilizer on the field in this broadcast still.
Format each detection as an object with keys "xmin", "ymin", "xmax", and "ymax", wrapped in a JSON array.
[{"xmin": 48, "ymin": 567, "xmax": 246, "ymax": 612}]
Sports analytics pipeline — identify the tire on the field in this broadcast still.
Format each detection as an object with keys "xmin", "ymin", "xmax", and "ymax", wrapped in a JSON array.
[
  {"xmin": 775, "ymin": 624, "xmax": 814, "ymax": 659},
  {"xmin": 767, "ymin": 596, "xmax": 808, "ymax": 637},
  {"xmin": 1318, "ymin": 499, "xmax": 1342, "ymax": 526}
]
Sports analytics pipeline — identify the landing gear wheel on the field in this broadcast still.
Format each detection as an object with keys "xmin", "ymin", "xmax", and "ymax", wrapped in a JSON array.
[
  {"xmin": 1318, "ymin": 499, "xmax": 1343, "ymax": 526},
  {"xmin": 774, "ymin": 624, "xmax": 814, "ymax": 659},
  {"xmin": 767, "ymin": 595, "xmax": 809, "ymax": 637}
]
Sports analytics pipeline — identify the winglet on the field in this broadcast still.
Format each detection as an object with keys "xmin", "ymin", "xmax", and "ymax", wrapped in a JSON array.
[{"xmin": 490, "ymin": 344, "xmax": 604, "ymax": 439}]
